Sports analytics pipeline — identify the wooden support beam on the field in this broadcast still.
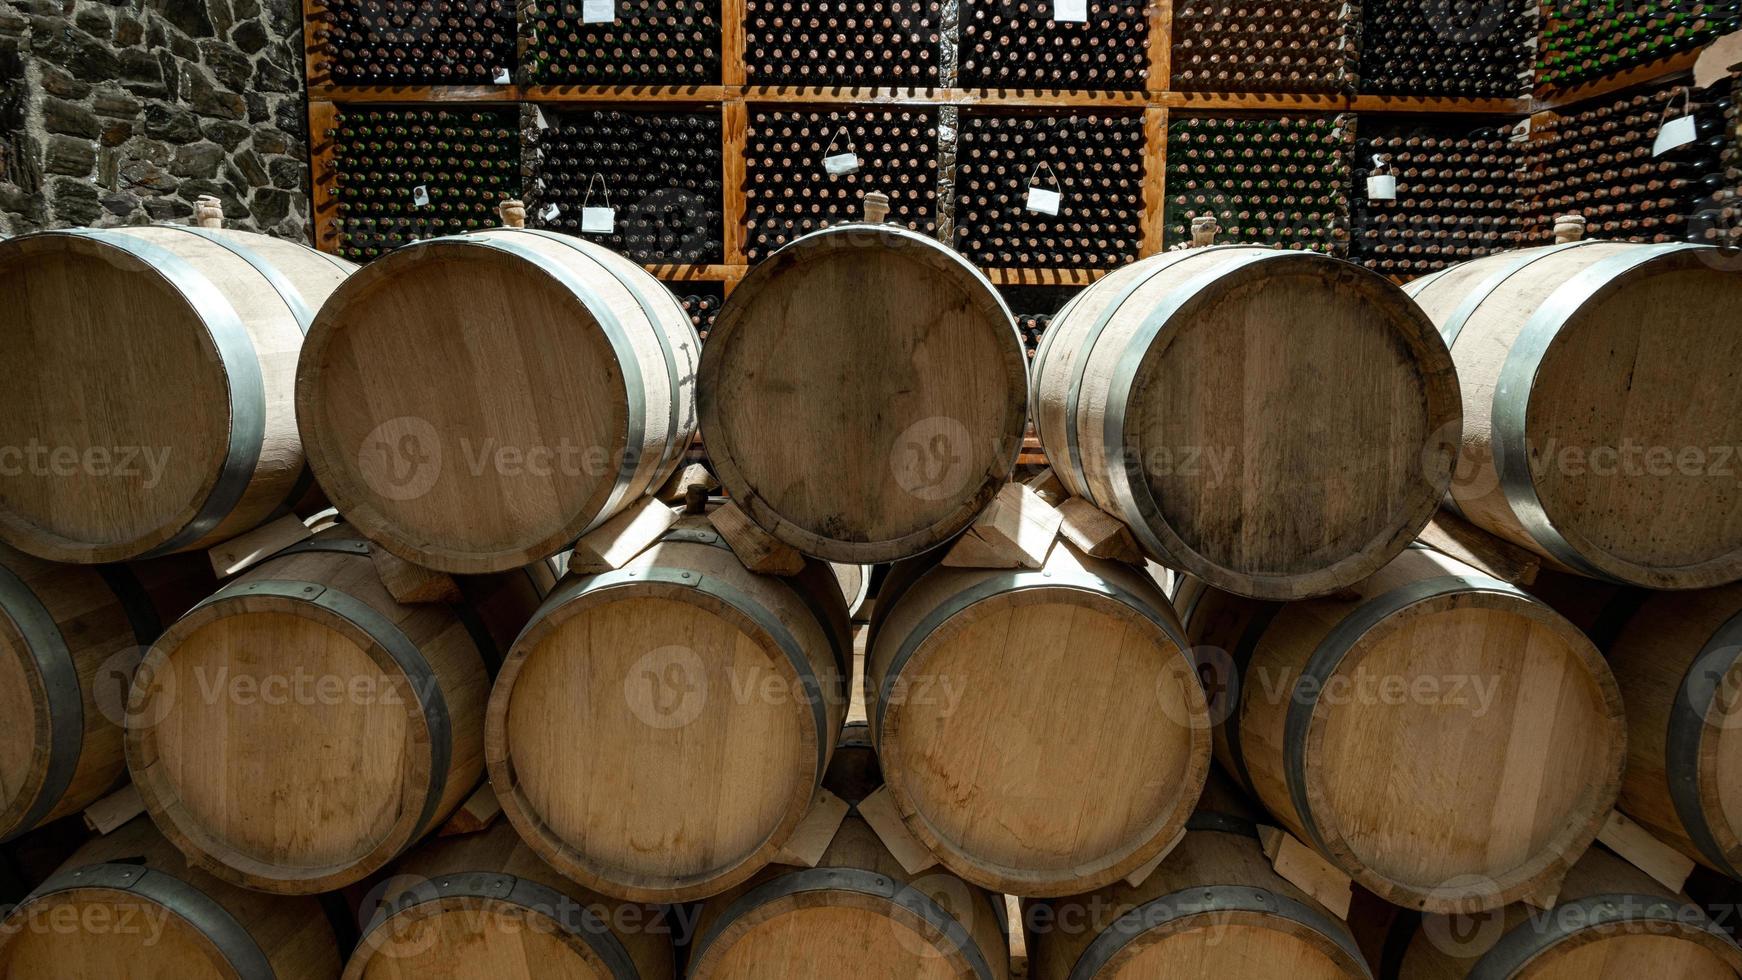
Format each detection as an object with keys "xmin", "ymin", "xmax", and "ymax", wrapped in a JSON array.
[
  {"xmin": 83, "ymin": 784, "xmax": 144, "ymax": 835},
  {"xmin": 858, "ymin": 786, "xmax": 938, "ymax": 875},
  {"xmin": 1057, "ymin": 497, "xmax": 1143, "ymax": 564},
  {"xmin": 1259, "ymin": 825, "xmax": 1353, "ymax": 919},
  {"xmin": 943, "ymin": 482, "xmax": 1063, "ymax": 569},
  {"xmin": 1598, "ymin": 810, "xmax": 1696, "ymax": 895},
  {"xmin": 307, "ymin": 100, "xmax": 340, "ymax": 254},
  {"xmin": 710, "ymin": 501, "xmax": 808, "ymax": 575},
  {"xmin": 369, "ymin": 546, "xmax": 464, "ymax": 604},
  {"xmin": 722, "ymin": 100, "xmax": 748, "ymax": 269},
  {"xmin": 208, "ymin": 515, "xmax": 313, "ymax": 579},
  {"xmin": 570, "ymin": 496, "xmax": 679, "ymax": 574},
  {"xmin": 771, "ymin": 789, "xmax": 850, "ymax": 867},
  {"xmin": 437, "ymin": 783, "xmax": 504, "ymax": 837},
  {"xmin": 1140, "ymin": 105, "xmax": 1168, "ymax": 255}
]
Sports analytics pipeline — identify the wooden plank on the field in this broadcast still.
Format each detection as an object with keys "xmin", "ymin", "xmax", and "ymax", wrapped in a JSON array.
[
  {"xmin": 520, "ymin": 84, "xmax": 729, "ymax": 103},
  {"xmin": 1005, "ymin": 895, "xmax": 1029, "ymax": 979},
  {"xmin": 720, "ymin": 0, "xmax": 745, "ymax": 88},
  {"xmin": 306, "ymin": 84, "xmax": 526, "ymax": 103},
  {"xmin": 1139, "ymin": 105, "xmax": 1167, "ymax": 256},
  {"xmin": 942, "ymin": 482, "xmax": 1063, "ymax": 570},
  {"xmin": 1598, "ymin": 810, "xmax": 1696, "ymax": 895},
  {"xmin": 722, "ymin": 100, "xmax": 748, "ymax": 268},
  {"xmin": 710, "ymin": 501, "xmax": 807, "ymax": 575},
  {"xmin": 982, "ymin": 267, "xmax": 1111, "ymax": 286},
  {"xmin": 771, "ymin": 789, "xmax": 850, "ymax": 867},
  {"xmin": 208, "ymin": 514, "xmax": 312, "ymax": 578},
  {"xmin": 83, "ymin": 784, "xmax": 144, "ymax": 835},
  {"xmin": 1259, "ymin": 825, "xmax": 1353, "ymax": 919},
  {"xmin": 368, "ymin": 546, "xmax": 463, "ymax": 604},
  {"xmin": 950, "ymin": 87, "xmax": 1150, "ymax": 108},
  {"xmin": 656, "ymin": 462, "xmax": 720, "ymax": 503},
  {"xmin": 642, "ymin": 263, "xmax": 743, "ymax": 281},
  {"xmin": 1057, "ymin": 497, "xmax": 1143, "ymax": 564},
  {"xmin": 1416, "ymin": 510, "xmax": 1543, "ymax": 587},
  {"xmin": 301, "ymin": 0, "xmax": 332, "ymax": 89},
  {"xmin": 1533, "ymin": 47, "xmax": 1702, "ymax": 112},
  {"xmin": 1162, "ymin": 91, "xmax": 1352, "ymax": 111},
  {"xmin": 858, "ymin": 786, "xmax": 938, "ymax": 874},
  {"xmin": 437, "ymin": 783, "xmax": 503, "ymax": 837},
  {"xmin": 1351, "ymin": 94, "xmax": 1533, "ymax": 115},
  {"xmin": 1146, "ymin": 0, "xmax": 1173, "ymax": 93},
  {"xmin": 307, "ymin": 99, "xmax": 341, "ymax": 254},
  {"xmin": 569, "ymin": 496, "xmax": 679, "ymax": 573}
]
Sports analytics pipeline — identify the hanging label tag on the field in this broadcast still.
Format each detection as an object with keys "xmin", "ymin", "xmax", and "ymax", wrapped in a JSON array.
[
  {"xmin": 493, "ymin": 66, "xmax": 511, "ymax": 84},
  {"xmin": 1053, "ymin": 0, "xmax": 1087, "ymax": 21},
  {"xmin": 582, "ymin": 0, "xmax": 614, "ymax": 22},
  {"xmin": 539, "ymin": 202, "xmax": 561, "ymax": 221},
  {"xmin": 1653, "ymin": 114, "xmax": 1697, "ymax": 156},
  {"xmin": 411, "ymin": 185, "xmax": 430, "ymax": 207},
  {"xmin": 534, "ymin": 106, "xmax": 551, "ymax": 130},
  {"xmin": 1025, "ymin": 186, "xmax": 1061, "ymax": 215},
  {"xmin": 823, "ymin": 152, "xmax": 861, "ymax": 176},
  {"xmin": 1366, "ymin": 175, "xmax": 1397, "ymax": 201},
  {"xmin": 1509, "ymin": 117, "xmax": 1531, "ymax": 143},
  {"xmin": 581, "ymin": 206, "xmax": 616, "ymax": 233}
]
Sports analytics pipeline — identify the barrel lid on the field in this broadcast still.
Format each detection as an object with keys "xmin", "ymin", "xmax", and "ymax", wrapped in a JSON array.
[{"xmin": 0, "ymin": 231, "xmax": 241, "ymax": 564}]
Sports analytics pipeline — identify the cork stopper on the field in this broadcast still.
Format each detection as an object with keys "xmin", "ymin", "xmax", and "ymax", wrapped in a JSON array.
[
  {"xmin": 1190, "ymin": 216, "xmax": 1220, "ymax": 248},
  {"xmin": 862, "ymin": 191, "xmax": 890, "ymax": 224},
  {"xmin": 1554, "ymin": 213, "xmax": 1586, "ymax": 243},
  {"xmin": 499, "ymin": 198, "xmax": 527, "ymax": 229},
  {"xmin": 193, "ymin": 196, "xmax": 224, "ymax": 229}
]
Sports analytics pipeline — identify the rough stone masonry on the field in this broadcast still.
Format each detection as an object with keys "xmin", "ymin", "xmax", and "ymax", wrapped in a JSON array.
[{"xmin": 0, "ymin": 0, "xmax": 311, "ymax": 239}]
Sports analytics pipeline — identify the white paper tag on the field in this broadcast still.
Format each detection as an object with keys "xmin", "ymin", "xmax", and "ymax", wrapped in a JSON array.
[
  {"xmin": 823, "ymin": 152, "xmax": 861, "ymax": 176},
  {"xmin": 411, "ymin": 185, "xmax": 430, "ymax": 207},
  {"xmin": 534, "ymin": 106, "xmax": 551, "ymax": 130},
  {"xmin": 539, "ymin": 202, "xmax": 561, "ymax": 221},
  {"xmin": 1654, "ymin": 114, "xmax": 1696, "ymax": 156},
  {"xmin": 1366, "ymin": 175, "xmax": 1397, "ymax": 201},
  {"xmin": 1509, "ymin": 117, "xmax": 1531, "ymax": 143},
  {"xmin": 493, "ymin": 66, "xmax": 511, "ymax": 84},
  {"xmin": 1025, "ymin": 186, "xmax": 1061, "ymax": 215},
  {"xmin": 1053, "ymin": 0, "xmax": 1087, "ymax": 21},
  {"xmin": 582, "ymin": 0, "xmax": 614, "ymax": 22},
  {"xmin": 581, "ymin": 206, "xmax": 616, "ymax": 233}
]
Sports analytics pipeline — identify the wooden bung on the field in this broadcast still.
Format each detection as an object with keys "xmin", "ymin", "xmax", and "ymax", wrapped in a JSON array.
[
  {"xmin": 1404, "ymin": 241, "xmax": 1742, "ymax": 590},
  {"xmin": 486, "ymin": 513, "xmax": 851, "ymax": 904},
  {"xmin": 1176, "ymin": 546, "xmax": 1625, "ymax": 913},
  {"xmin": 1365, "ymin": 846, "xmax": 1742, "ymax": 978},
  {"xmin": 295, "ymin": 228, "xmax": 699, "ymax": 574},
  {"xmin": 0, "ymin": 815, "xmax": 341, "ymax": 977},
  {"xmin": 697, "ymin": 224, "xmax": 1029, "ymax": 564},
  {"xmin": 125, "ymin": 527, "xmax": 554, "ymax": 895},
  {"xmin": 865, "ymin": 540, "xmax": 1212, "ymax": 896},
  {"xmin": 0, "ymin": 224, "xmax": 355, "ymax": 564},
  {"xmin": 688, "ymin": 735, "xmax": 1011, "ymax": 979},
  {"xmin": 1033, "ymin": 247, "xmax": 1461, "ymax": 601},
  {"xmin": 0, "ymin": 545, "xmax": 214, "ymax": 841},
  {"xmin": 1602, "ymin": 582, "xmax": 1742, "ymax": 879},
  {"xmin": 344, "ymin": 820, "xmax": 675, "ymax": 980},
  {"xmin": 1026, "ymin": 776, "xmax": 1371, "ymax": 980}
]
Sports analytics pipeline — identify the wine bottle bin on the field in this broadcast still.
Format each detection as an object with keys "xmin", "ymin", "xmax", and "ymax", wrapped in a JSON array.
[
  {"xmin": 1540, "ymin": 0, "xmax": 1740, "ymax": 91},
  {"xmin": 527, "ymin": 0, "xmax": 723, "ymax": 85},
  {"xmin": 957, "ymin": 0, "xmax": 1152, "ymax": 92},
  {"xmin": 315, "ymin": 0, "xmax": 518, "ymax": 85},
  {"xmin": 1170, "ymin": 0, "xmax": 1355, "ymax": 95},
  {"xmin": 742, "ymin": 0, "xmax": 942, "ymax": 86},
  {"xmin": 998, "ymin": 283, "xmax": 1083, "ymax": 360},
  {"xmin": 741, "ymin": 106, "xmax": 940, "ymax": 263},
  {"xmin": 1359, "ymin": 0, "xmax": 1535, "ymax": 99},
  {"xmin": 529, "ymin": 107, "xmax": 726, "ymax": 264},
  {"xmin": 677, "ymin": 282, "xmax": 728, "ymax": 340},
  {"xmin": 329, "ymin": 106, "xmax": 523, "ymax": 262},
  {"xmin": 953, "ymin": 110, "xmax": 1146, "ymax": 269},
  {"xmin": 1351, "ymin": 117, "xmax": 1528, "ymax": 278},
  {"xmin": 1163, "ymin": 113, "xmax": 1355, "ymax": 254}
]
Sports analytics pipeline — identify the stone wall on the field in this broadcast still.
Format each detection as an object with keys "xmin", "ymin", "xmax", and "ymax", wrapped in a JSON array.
[{"xmin": 0, "ymin": 0, "xmax": 310, "ymax": 239}]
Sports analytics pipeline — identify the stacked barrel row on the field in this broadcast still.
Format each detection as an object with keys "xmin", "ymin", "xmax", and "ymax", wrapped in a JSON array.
[{"xmin": 0, "ymin": 209, "xmax": 1739, "ymax": 980}]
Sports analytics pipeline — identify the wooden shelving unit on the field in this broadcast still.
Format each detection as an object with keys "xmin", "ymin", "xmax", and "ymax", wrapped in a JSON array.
[{"xmin": 301, "ymin": 0, "xmax": 1732, "ymax": 285}]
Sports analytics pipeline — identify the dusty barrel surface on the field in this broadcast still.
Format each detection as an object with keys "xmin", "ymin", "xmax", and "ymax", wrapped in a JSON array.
[
  {"xmin": 0, "ymin": 545, "xmax": 213, "ymax": 841},
  {"xmin": 687, "ymin": 738, "xmax": 1011, "ymax": 979},
  {"xmin": 1375, "ymin": 846, "xmax": 1742, "ymax": 978},
  {"xmin": 1177, "ymin": 545, "xmax": 1625, "ymax": 913},
  {"xmin": 344, "ymin": 820, "xmax": 674, "ymax": 980},
  {"xmin": 487, "ymin": 515, "xmax": 850, "ymax": 904},
  {"xmin": 296, "ymin": 228, "xmax": 698, "ymax": 574},
  {"xmin": 1406, "ymin": 241, "xmax": 1742, "ymax": 590},
  {"xmin": 698, "ymin": 224, "xmax": 1029, "ymax": 564},
  {"xmin": 1033, "ymin": 246, "xmax": 1461, "ymax": 601},
  {"xmin": 866, "ymin": 541, "xmax": 1211, "ymax": 896},
  {"xmin": 1600, "ymin": 582, "xmax": 1742, "ymax": 878},
  {"xmin": 0, "ymin": 815, "xmax": 341, "ymax": 978},
  {"xmin": 0, "ymin": 226, "xmax": 354, "ymax": 564},
  {"xmin": 126, "ymin": 529, "xmax": 551, "ymax": 894}
]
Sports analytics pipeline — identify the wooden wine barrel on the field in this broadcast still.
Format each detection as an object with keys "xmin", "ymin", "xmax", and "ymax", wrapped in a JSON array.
[
  {"xmin": 0, "ymin": 815, "xmax": 341, "ymax": 978},
  {"xmin": 0, "ymin": 545, "xmax": 213, "ymax": 841},
  {"xmin": 0, "ymin": 225, "xmax": 354, "ymax": 564},
  {"xmin": 698, "ymin": 224, "xmax": 1029, "ymax": 563},
  {"xmin": 126, "ymin": 528, "xmax": 552, "ymax": 894},
  {"xmin": 344, "ymin": 820, "xmax": 674, "ymax": 980},
  {"xmin": 1373, "ymin": 846, "xmax": 1742, "ymax": 978},
  {"xmin": 866, "ymin": 540, "xmax": 1212, "ymax": 896},
  {"xmin": 1033, "ymin": 246, "xmax": 1461, "ymax": 600},
  {"xmin": 1176, "ymin": 545, "xmax": 1625, "ymax": 913},
  {"xmin": 688, "ymin": 734, "xmax": 1011, "ymax": 979},
  {"xmin": 297, "ymin": 228, "xmax": 699, "ymax": 574},
  {"xmin": 1405, "ymin": 241, "xmax": 1742, "ymax": 590},
  {"xmin": 487, "ymin": 514, "xmax": 851, "ymax": 903},
  {"xmin": 1598, "ymin": 582, "xmax": 1742, "ymax": 878},
  {"xmin": 1026, "ymin": 787, "xmax": 1371, "ymax": 979}
]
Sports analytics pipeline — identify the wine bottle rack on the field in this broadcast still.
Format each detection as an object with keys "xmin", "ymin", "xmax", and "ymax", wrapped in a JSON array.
[
  {"xmin": 1163, "ymin": 113, "xmax": 1355, "ymax": 254},
  {"xmin": 1351, "ymin": 116, "xmax": 1527, "ymax": 279},
  {"xmin": 328, "ymin": 106, "xmax": 523, "ymax": 261},
  {"xmin": 676, "ymin": 282, "xmax": 727, "ymax": 339},
  {"xmin": 957, "ymin": 0, "xmax": 1152, "ymax": 92},
  {"xmin": 741, "ymin": 0, "xmax": 941, "ymax": 87},
  {"xmin": 1360, "ymin": 0, "xmax": 1535, "ymax": 99},
  {"xmin": 998, "ymin": 283, "xmax": 1083, "ymax": 360},
  {"xmin": 527, "ymin": 0, "xmax": 723, "ymax": 85},
  {"xmin": 315, "ymin": 0, "xmax": 517, "ymax": 86},
  {"xmin": 530, "ymin": 107, "xmax": 726, "ymax": 263},
  {"xmin": 1539, "ymin": 0, "xmax": 1740, "ymax": 92},
  {"xmin": 740, "ymin": 106, "xmax": 940, "ymax": 262},
  {"xmin": 953, "ymin": 110, "xmax": 1146, "ymax": 269},
  {"xmin": 1170, "ymin": 0, "xmax": 1356, "ymax": 95}
]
